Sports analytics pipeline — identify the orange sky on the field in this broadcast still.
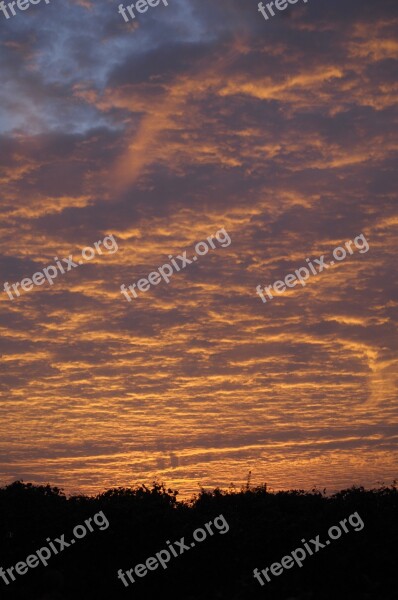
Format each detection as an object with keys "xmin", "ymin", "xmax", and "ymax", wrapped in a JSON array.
[{"xmin": 0, "ymin": 0, "xmax": 397, "ymax": 497}]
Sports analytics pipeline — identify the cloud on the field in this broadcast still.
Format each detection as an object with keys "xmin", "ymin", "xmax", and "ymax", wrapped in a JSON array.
[{"xmin": 0, "ymin": 0, "xmax": 397, "ymax": 496}]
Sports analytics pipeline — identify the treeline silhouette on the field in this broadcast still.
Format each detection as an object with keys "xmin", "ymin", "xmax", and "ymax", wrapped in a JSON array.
[{"xmin": 0, "ymin": 480, "xmax": 397, "ymax": 599}]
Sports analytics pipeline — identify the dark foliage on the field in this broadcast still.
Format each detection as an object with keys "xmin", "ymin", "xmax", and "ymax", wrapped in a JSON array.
[{"xmin": 0, "ymin": 480, "xmax": 397, "ymax": 599}]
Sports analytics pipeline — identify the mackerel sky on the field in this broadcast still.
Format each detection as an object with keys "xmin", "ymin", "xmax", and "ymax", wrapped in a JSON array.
[{"xmin": 0, "ymin": 0, "xmax": 397, "ymax": 496}]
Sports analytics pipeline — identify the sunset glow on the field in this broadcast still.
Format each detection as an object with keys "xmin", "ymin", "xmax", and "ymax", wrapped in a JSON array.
[{"xmin": 0, "ymin": 0, "xmax": 397, "ymax": 499}]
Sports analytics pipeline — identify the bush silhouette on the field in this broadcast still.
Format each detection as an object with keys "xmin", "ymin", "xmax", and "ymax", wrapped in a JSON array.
[{"xmin": 0, "ymin": 480, "xmax": 397, "ymax": 599}]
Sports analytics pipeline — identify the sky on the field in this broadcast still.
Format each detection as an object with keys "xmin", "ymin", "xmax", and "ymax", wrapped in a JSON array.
[{"xmin": 0, "ymin": 0, "xmax": 397, "ymax": 498}]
